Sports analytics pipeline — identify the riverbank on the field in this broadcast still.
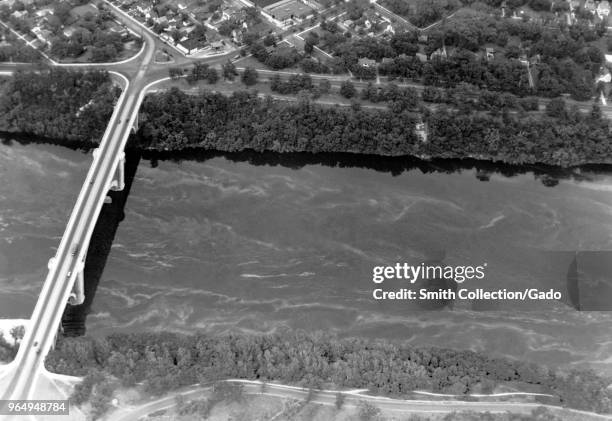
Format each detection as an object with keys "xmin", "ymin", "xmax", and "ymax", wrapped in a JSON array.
[
  {"xmin": 46, "ymin": 331, "xmax": 612, "ymax": 415},
  {"xmin": 136, "ymin": 89, "xmax": 612, "ymax": 168},
  {"xmin": 2, "ymin": 70, "xmax": 611, "ymax": 168},
  {"xmin": 4, "ymin": 132, "xmax": 612, "ymax": 187}
]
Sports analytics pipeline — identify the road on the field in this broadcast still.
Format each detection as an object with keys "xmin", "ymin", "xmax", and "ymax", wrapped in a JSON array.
[{"xmin": 108, "ymin": 380, "xmax": 612, "ymax": 421}]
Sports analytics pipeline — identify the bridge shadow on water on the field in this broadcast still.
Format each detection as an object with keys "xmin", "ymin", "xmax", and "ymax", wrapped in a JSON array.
[{"xmin": 61, "ymin": 150, "xmax": 141, "ymax": 336}]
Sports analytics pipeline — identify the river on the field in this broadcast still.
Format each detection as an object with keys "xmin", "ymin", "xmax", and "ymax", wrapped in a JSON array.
[{"xmin": 1, "ymin": 140, "xmax": 612, "ymax": 375}]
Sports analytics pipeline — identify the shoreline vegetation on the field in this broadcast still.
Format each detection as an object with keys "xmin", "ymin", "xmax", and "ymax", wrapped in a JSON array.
[
  {"xmin": 0, "ymin": 69, "xmax": 611, "ymax": 169},
  {"xmin": 42, "ymin": 331, "xmax": 612, "ymax": 416}
]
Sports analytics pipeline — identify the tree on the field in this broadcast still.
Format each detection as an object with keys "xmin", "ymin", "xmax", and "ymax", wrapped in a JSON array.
[
  {"xmin": 9, "ymin": 325, "xmax": 25, "ymax": 346},
  {"xmin": 206, "ymin": 68, "xmax": 219, "ymax": 84},
  {"xmin": 319, "ymin": 79, "xmax": 331, "ymax": 95},
  {"xmin": 222, "ymin": 60, "xmax": 238, "ymax": 80},
  {"xmin": 304, "ymin": 41, "xmax": 314, "ymax": 55},
  {"xmin": 335, "ymin": 392, "xmax": 345, "ymax": 409},
  {"xmin": 546, "ymin": 97, "xmax": 566, "ymax": 118},
  {"xmin": 169, "ymin": 67, "xmax": 184, "ymax": 79},
  {"xmin": 241, "ymin": 67, "xmax": 258, "ymax": 86},
  {"xmin": 590, "ymin": 104, "xmax": 602, "ymax": 120},
  {"xmin": 340, "ymin": 80, "xmax": 356, "ymax": 98},
  {"xmin": 357, "ymin": 401, "xmax": 381, "ymax": 421},
  {"xmin": 263, "ymin": 34, "xmax": 276, "ymax": 46}
]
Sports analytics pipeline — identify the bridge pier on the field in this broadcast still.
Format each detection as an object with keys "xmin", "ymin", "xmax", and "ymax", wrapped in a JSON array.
[
  {"xmin": 93, "ymin": 148, "xmax": 126, "ymax": 193},
  {"xmin": 68, "ymin": 264, "xmax": 85, "ymax": 306},
  {"xmin": 110, "ymin": 151, "xmax": 126, "ymax": 192}
]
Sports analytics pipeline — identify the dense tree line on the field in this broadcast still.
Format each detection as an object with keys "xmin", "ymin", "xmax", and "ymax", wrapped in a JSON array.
[
  {"xmin": 136, "ymin": 88, "xmax": 420, "ymax": 155},
  {"xmin": 0, "ymin": 69, "xmax": 119, "ymax": 142},
  {"xmin": 45, "ymin": 331, "xmax": 612, "ymax": 414},
  {"xmin": 270, "ymin": 73, "xmax": 313, "ymax": 94},
  {"xmin": 422, "ymin": 83, "xmax": 540, "ymax": 112},
  {"xmin": 361, "ymin": 82, "xmax": 420, "ymax": 111},
  {"xmin": 134, "ymin": 89, "xmax": 611, "ymax": 167}
]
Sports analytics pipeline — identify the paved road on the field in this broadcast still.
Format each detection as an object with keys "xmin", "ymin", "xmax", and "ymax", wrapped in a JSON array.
[{"xmin": 108, "ymin": 380, "xmax": 612, "ymax": 421}]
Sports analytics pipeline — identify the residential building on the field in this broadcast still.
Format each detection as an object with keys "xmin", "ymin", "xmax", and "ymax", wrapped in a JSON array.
[
  {"xmin": 358, "ymin": 57, "xmax": 376, "ymax": 67},
  {"xmin": 430, "ymin": 45, "xmax": 447, "ymax": 60},
  {"xmin": 31, "ymin": 26, "xmax": 52, "ymax": 45},
  {"xmin": 585, "ymin": 0, "xmax": 596, "ymax": 12},
  {"xmin": 11, "ymin": 10, "xmax": 28, "ymax": 18},
  {"xmin": 63, "ymin": 26, "xmax": 77, "ymax": 37},
  {"xmin": 261, "ymin": 0, "xmax": 314, "ymax": 28},
  {"xmin": 597, "ymin": 0, "xmax": 610, "ymax": 16}
]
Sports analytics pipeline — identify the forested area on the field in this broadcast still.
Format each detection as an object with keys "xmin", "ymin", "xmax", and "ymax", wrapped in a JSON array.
[
  {"xmin": 45, "ymin": 331, "xmax": 612, "ymax": 414},
  {"xmin": 136, "ymin": 88, "xmax": 421, "ymax": 156},
  {"xmin": 0, "ymin": 68, "xmax": 119, "ymax": 142},
  {"xmin": 136, "ymin": 88, "xmax": 612, "ymax": 167}
]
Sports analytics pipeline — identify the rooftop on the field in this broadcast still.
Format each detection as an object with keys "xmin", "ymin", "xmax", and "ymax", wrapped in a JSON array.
[{"xmin": 265, "ymin": 0, "xmax": 313, "ymax": 21}]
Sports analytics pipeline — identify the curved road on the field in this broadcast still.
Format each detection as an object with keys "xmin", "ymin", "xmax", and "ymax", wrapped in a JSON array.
[{"xmin": 108, "ymin": 380, "xmax": 612, "ymax": 421}]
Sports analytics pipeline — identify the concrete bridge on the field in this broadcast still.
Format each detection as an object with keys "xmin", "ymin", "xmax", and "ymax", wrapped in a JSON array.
[{"xmin": 0, "ymin": 2, "xmax": 244, "ymax": 412}]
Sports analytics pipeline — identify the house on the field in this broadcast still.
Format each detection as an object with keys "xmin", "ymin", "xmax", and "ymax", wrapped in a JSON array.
[
  {"xmin": 343, "ymin": 19, "xmax": 354, "ymax": 27},
  {"xmin": 485, "ymin": 47, "xmax": 495, "ymax": 61},
  {"xmin": 597, "ymin": 0, "xmax": 610, "ymax": 16},
  {"xmin": 231, "ymin": 28, "xmax": 244, "ymax": 44},
  {"xmin": 176, "ymin": 43, "xmax": 189, "ymax": 54},
  {"xmin": 177, "ymin": 3, "xmax": 186, "ymax": 10},
  {"xmin": 180, "ymin": 25, "xmax": 196, "ymax": 34},
  {"xmin": 418, "ymin": 34, "xmax": 428, "ymax": 43},
  {"xmin": 261, "ymin": 0, "xmax": 314, "ymax": 28},
  {"xmin": 11, "ymin": 10, "xmax": 28, "ymax": 19},
  {"xmin": 109, "ymin": 24, "xmax": 129, "ymax": 38},
  {"xmin": 381, "ymin": 57, "xmax": 394, "ymax": 64},
  {"xmin": 358, "ymin": 57, "xmax": 376, "ymax": 67},
  {"xmin": 35, "ymin": 8, "xmax": 53, "ymax": 18},
  {"xmin": 31, "ymin": 26, "xmax": 52, "ymax": 45},
  {"xmin": 430, "ymin": 45, "xmax": 447, "ymax": 60},
  {"xmin": 596, "ymin": 66, "xmax": 611, "ymax": 83},
  {"xmin": 383, "ymin": 24, "xmax": 394, "ymax": 34},
  {"xmin": 585, "ymin": 0, "xmax": 596, "ymax": 12},
  {"xmin": 63, "ymin": 26, "xmax": 77, "ymax": 37},
  {"xmin": 415, "ymin": 122, "xmax": 428, "ymax": 143},
  {"xmin": 179, "ymin": 37, "xmax": 206, "ymax": 54},
  {"xmin": 211, "ymin": 40, "xmax": 224, "ymax": 50},
  {"xmin": 415, "ymin": 52, "xmax": 428, "ymax": 62}
]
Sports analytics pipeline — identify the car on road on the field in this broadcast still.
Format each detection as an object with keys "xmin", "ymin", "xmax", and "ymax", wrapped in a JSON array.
[{"xmin": 71, "ymin": 245, "xmax": 78, "ymax": 257}]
